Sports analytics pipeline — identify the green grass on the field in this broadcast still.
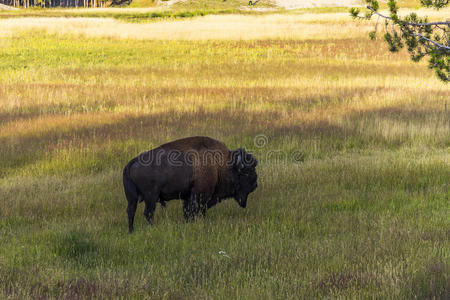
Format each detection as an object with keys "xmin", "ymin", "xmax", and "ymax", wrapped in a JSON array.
[
  {"xmin": 112, "ymin": 9, "xmax": 238, "ymax": 22},
  {"xmin": 174, "ymin": 0, "xmax": 275, "ymax": 9},
  {"xmin": 0, "ymin": 8, "xmax": 242, "ymax": 20},
  {"xmin": 128, "ymin": 0, "xmax": 157, "ymax": 8},
  {"xmin": 0, "ymin": 16, "xmax": 449, "ymax": 299}
]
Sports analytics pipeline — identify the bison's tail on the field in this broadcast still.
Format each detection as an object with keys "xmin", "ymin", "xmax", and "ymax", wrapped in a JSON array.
[
  {"xmin": 123, "ymin": 157, "xmax": 142, "ymax": 233},
  {"xmin": 123, "ymin": 157, "xmax": 143, "ymax": 203}
]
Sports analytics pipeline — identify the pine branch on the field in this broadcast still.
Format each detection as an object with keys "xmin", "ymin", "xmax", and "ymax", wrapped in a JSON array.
[
  {"xmin": 412, "ymin": 33, "xmax": 450, "ymax": 50},
  {"xmin": 366, "ymin": 5, "xmax": 450, "ymax": 27}
]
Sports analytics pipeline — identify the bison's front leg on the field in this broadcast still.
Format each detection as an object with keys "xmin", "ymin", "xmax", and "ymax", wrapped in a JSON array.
[
  {"xmin": 199, "ymin": 191, "xmax": 213, "ymax": 217},
  {"xmin": 200, "ymin": 206, "xmax": 207, "ymax": 217},
  {"xmin": 143, "ymin": 191, "xmax": 158, "ymax": 226},
  {"xmin": 183, "ymin": 195, "xmax": 197, "ymax": 222},
  {"xmin": 199, "ymin": 194, "xmax": 211, "ymax": 217},
  {"xmin": 183, "ymin": 193, "xmax": 211, "ymax": 221}
]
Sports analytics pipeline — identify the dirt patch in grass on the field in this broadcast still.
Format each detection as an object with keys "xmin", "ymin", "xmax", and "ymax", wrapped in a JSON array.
[{"xmin": 275, "ymin": 0, "xmax": 363, "ymax": 9}]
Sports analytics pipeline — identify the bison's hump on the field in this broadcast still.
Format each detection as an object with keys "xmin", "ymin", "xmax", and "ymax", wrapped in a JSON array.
[{"xmin": 159, "ymin": 136, "xmax": 229, "ymax": 153}]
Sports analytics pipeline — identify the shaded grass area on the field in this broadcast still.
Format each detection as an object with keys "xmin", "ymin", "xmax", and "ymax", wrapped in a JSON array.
[{"xmin": 0, "ymin": 28, "xmax": 449, "ymax": 298}]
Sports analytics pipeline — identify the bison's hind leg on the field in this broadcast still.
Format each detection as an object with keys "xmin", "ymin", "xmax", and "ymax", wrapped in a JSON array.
[{"xmin": 143, "ymin": 191, "xmax": 159, "ymax": 226}]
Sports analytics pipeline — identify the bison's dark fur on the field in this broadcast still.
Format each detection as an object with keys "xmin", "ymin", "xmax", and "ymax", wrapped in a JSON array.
[{"xmin": 123, "ymin": 136, "xmax": 258, "ymax": 233}]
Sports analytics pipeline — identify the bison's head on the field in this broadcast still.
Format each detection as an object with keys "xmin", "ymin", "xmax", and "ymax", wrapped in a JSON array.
[{"xmin": 231, "ymin": 148, "xmax": 258, "ymax": 208}]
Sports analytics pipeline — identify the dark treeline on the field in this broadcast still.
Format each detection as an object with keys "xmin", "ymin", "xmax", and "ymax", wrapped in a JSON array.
[{"xmin": 0, "ymin": 0, "xmax": 107, "ymax": 7}]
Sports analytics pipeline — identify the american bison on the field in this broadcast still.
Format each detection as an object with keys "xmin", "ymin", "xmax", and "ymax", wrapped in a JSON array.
[{"xmin": 123, "ymin": 136, "xmax": 258, "ymax": 233}]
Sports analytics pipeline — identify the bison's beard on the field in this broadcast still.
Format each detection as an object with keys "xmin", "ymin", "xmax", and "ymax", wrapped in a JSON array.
[{"xmin": 235, "ymin": 194, "xmax": 248, "ymax": 208}]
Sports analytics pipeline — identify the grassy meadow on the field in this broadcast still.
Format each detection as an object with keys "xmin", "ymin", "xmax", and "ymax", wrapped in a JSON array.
[{"xmin": 0, "ymin": 7, "xmax": 449, "ymax": 299}]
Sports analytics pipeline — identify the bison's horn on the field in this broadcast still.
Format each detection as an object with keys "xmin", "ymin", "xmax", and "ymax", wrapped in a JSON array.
[{"xmin": 237, "ymin": 153, "xmax": 244, "ymax": 170}]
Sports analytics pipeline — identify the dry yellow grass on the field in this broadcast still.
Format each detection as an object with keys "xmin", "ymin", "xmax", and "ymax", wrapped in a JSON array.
[
  {"xmin": 1, "ymin": 8, "xmax": 447, "ymax": 40},
  {"xmin": 0, "ymin": 14, "xmax": 374, "ymax": 40}
]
